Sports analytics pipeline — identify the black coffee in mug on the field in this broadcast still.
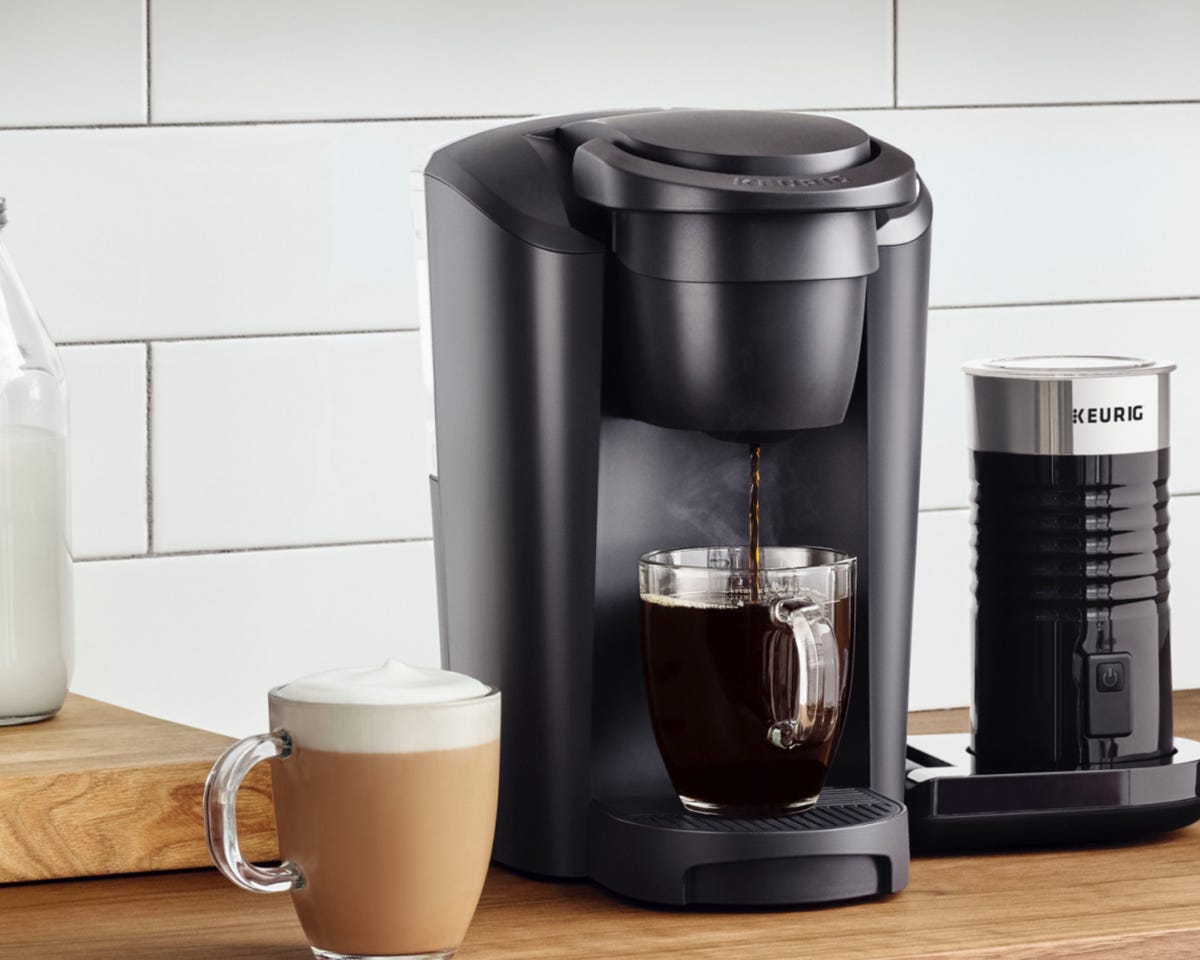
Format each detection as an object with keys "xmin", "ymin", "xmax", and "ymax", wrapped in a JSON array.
[
  {"xmin": 641, "ymin": 594, "xmax": 853, "ymax": 813},
  {"xmin": 639, "ymin": 546, "xmax": 855, "ymax": 817}
]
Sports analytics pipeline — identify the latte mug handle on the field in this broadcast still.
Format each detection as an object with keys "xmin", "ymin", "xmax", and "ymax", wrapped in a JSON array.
[
  {"xmin": 765, "ymin": 596, "xmax": 841, "ymax": 750},
  {"xmin": 203, "ymin": 730, "xmax": 305, "ymax": 893}
]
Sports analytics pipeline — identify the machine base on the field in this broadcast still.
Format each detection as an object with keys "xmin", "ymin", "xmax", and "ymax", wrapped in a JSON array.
[
  {"xmin": 906, "ymin": 735, "xmax": 1200, "ymax": 852},
  {"xmin": 588, "ymin": 787, "xmax": 909, "ymax": 907}
]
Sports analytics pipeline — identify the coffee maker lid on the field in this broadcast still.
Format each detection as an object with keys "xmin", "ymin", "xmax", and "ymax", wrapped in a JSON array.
[
  {"xmin": 582, "ymin": 110, "xmax": 872, "ymax": 177},
  {"xmin": 562, "ymin": 110, "xmax": 918, "ymax": 213}
]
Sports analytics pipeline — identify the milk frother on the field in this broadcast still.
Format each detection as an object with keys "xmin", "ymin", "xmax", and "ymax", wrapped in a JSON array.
[
  {"xmin": 968, "ymin": 356, "xmax": 1174, "ymax": 772},
  {"xmin": 906, "ymin": 355, "xmax": 1200, "ymax": 850}
]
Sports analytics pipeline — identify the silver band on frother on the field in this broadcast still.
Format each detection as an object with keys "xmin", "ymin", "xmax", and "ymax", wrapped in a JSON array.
[{"xmin": 964, "ymin": 356, "xmax": 1173, "ymax": 456}]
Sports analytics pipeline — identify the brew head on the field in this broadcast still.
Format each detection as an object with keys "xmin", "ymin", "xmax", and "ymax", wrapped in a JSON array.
[
  {"xmin": 616, "ymin": 266, "xmax": 866, "ymax": 437},
  {"xmin": 562, "ymin": 109, "xmax": 919, "ymax": 437}
]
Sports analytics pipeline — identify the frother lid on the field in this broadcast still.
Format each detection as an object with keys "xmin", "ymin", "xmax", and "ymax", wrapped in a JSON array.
[
  {"xmin": 964, "ymin": 355, "xmax": 1176, "ymax": 380},
  {"xmin": 965, "ymin": 354, "xmax": 1172, "ymax": 456}
]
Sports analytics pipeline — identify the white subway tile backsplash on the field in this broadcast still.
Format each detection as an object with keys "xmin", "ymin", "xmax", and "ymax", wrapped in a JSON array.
[
  {"xmin": 830, "ymin": 104, "xmax": 1200, "ymax": 308},
  {"xmin": 0, "ymin": 120, "xmax": 494, "ymax": 342},
  {"xmin": 0, "ymin": 0, "xmax": 146, "ymax": 127},
  {"xmin": 5, "ymin": 107, "xmax": 1194, "ymax": 345},
  {"xmin": 898, "ymin": 0, "xmax": 1200, "ymax": 107},
  {"xmin": 920, "ymin": 300, "xmax": 1200, "ymax": 511},
  {"xmin": 71, "ymin": 541, "xmax": 439, "ymax": 736},
  {"xmin": 910, "ymin": 495, "xmax": 1200, "ymax": 711},
  {"xmin": 910, "ymin": 508, "xmax": 973, "ymax": 711},
  {"xmin": 152, "ymin": 333, "xmax": 430, "ymax": 552},
  {"xmin": 60, "ymin": 344, "xmax": 147, "ymax": 559},
  {"xmin": 149, "ymin": 0, "xmax": 893, "ymax": 123}
]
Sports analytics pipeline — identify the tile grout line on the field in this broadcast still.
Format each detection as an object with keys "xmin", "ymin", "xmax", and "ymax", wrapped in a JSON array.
[
  {"xmin": 145, "ymin": 342, "xmax": 154, "ymax": 554},
  {"xmin": 58, "ymin": 328, "xmax": 421, "ymax": 347},
  {"xmin": 2, "ymin": 100, "xmax": 1200, "ymax": 134},
  {"xmin": 53, "ymin": 296, "xmax": 1200, "ymax": 350},
  {"xmin": 144, "ymin": 0, "xmax": 152, "ymax": 125},
  {"xmin": 929, "ymin": 294, "xmax": 1200, "ymax": 311},
  {"xmin": 892, "ymin": 0, "xmax": 900, "ymax": 108},
  {"xmin": 76, "ymin": 536, "xmax": 434, "ymax": 564},
  {"xmin": 1, "ymin": 114, "xmax": 532, "ymax": 134}
]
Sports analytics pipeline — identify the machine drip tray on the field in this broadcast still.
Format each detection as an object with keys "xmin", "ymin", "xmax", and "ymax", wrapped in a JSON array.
[
  {"xmin": 906, "ymin": 735, "xmax": 1200, "ymax": 852},
  {"xmin": 588, "ymin": 788, "xmax": 909, "ymax": 907},
  {"xmin": 623, "ymin": 787, "xmax": 899, "ymax": 833}
]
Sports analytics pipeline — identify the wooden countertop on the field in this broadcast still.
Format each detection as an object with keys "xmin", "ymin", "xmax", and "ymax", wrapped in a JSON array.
[{"xmin": 5, "ymin": 693, "xmax": 1200, "ymax": 960}]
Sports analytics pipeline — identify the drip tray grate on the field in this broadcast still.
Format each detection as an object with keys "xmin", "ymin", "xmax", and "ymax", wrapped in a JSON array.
[{"xmin": 622, "ymin": 787, "xmax": 902, "ymax": 833}]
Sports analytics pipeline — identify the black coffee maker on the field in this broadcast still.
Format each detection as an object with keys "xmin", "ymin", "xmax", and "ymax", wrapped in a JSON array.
[{"xmin": 424, "ymin": 110, "xmax": 932, "ymax": 906}]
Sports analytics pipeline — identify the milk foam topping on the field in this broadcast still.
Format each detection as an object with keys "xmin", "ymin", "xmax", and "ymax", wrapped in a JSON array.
[
  {"xmin": 276, "ymin": 659, "xmax": 490, "ymax": 705},
  {"xmin": 270, "ymin": 660, "xmax": 499, "ymax": 753}
]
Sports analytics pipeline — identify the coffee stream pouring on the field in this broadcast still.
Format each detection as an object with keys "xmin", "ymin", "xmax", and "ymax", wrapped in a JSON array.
[{"xmin": 424, "ymin": 109, "xmax": 932, "ymax": 905}]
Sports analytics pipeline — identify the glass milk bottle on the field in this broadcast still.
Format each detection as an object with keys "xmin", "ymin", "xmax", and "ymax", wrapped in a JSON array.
[{"xmin": 0, "ymin": 198, "xmax": 73, "ymax": 724}]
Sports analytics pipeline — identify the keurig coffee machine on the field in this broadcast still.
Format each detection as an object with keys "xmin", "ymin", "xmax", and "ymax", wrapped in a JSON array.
[
  {"xmin": 906, "ymin": 356, "xmax": 1200, "ymax": 850},
  {"xmin": 424, "ymin": 110, "xmax": 932, "ymax": 905}
]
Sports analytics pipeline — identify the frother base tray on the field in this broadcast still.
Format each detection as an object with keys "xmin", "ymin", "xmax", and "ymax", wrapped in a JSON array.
[
  {"xmin": 906, "ymin": 734, "xmax": 1200, "ymax": 852},
  {"xmin": 588, "ymin": 787, "xmax": 909, "ymax": 907}
]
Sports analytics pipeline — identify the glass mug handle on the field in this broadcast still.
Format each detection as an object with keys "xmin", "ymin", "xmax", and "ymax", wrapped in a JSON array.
[
  {"xmin": 765, "ymin": 596, "xmax": 841, "ymax": 750},
  {"xmin": 203, "ymin": 730, "xmax": 305, "ymax": 893}
]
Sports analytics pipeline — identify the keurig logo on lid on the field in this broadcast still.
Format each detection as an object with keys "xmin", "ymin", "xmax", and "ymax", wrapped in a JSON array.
[
  {"xmin": 1072, "ymin": 406, "xmax": 1143, "ymax": 424},
  {"xmin": 732, "ymin": 175, "xmax": 851, "ymax": 188},
  {"xmin": 1061, "ymin": 376, "xmax": 1161, "ymax": 455}
]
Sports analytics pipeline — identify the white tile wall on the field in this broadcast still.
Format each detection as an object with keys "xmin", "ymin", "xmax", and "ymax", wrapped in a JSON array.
[
  {"xmin": 0, "ymin": 0, "xmax": 146, "ymax": 127},
  {"xmin": 910, "ymin": 508, "xmax": 973, "ymax": 711},
  {"xmin": 1, "ymin": 0, "xmax": 1197, "ymax": 731},
  {"xmin": 152, "ymin": 333, "xmax": 430, "ymax": 552},
  {"xmin": 61, "ymin": 344, "xmax": 148, "ymax": 558},
  {"xmin": 71, "ymin": 541, "xmax": 439, "ymax": 737},
  {"xmin": 149, "ymin": 0, "xmax": 893, "ymax": 123},
  {"xmin": 0, "ymin": 120, "xmax": 493, "ymax": 342},
  {"xmin": 921, "ymin": 300, "xmax": 1200, "ymax": 511},
  {"xmin": 912, "ymin": 495, "xmax": 1200, "ymax": 712},
  {"xmin": 829, "ymin": 104, "xmax": 1200, "ymax": 307},
  {"xmin": 898, "ymin": 0, "xmax": 1200, "ymax": 107}
]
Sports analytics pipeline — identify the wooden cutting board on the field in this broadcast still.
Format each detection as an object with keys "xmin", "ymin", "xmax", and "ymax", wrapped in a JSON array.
[{"xmin": 0, "ymin": 693, "xmax": 278, "ymax": 883}]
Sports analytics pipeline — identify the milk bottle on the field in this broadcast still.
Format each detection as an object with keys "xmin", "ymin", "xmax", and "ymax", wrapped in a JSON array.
[{"xmin": 0, "ymin": 198, "xmax": 73, "ymax": 724}]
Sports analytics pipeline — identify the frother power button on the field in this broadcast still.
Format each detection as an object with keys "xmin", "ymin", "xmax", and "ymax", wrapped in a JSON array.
[
  {"xmin": 1086, "ymin": 654, "xmax": 1133, "ymax": 738},
  {"xmin": 1097, "ymin": 661, "xmax": 1125, "ymax": 692}
]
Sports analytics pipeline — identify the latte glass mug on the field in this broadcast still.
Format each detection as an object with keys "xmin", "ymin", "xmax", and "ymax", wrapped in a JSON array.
[
  {"xmin": 640, "ymin": 546, "xmax": 855, "ymax": 816},
  {"xmin": 204, "ymin": 661, "xmax": 501, "ymax": 960}
]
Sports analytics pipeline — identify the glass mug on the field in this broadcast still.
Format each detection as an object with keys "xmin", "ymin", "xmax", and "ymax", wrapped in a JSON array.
[
  {"xmin": 639, "ymin": 546, "xmax": 855, "ymax": 816},
  {"xmin": 204, "ymin": 660, "xmax": 501, "ymax": 960}
]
